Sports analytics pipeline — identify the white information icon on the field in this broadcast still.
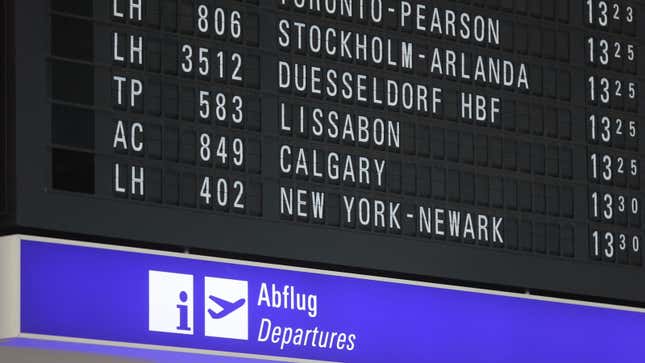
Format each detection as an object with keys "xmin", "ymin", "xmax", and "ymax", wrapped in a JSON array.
[{"xmin": 148, "ymin": 270, "xmax": 194, "ymax": 335}]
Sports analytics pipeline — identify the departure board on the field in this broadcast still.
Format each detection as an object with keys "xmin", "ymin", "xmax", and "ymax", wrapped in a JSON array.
[{"xmin": 5, "ymin": 0, "xmax": 645, "ymax": 304}]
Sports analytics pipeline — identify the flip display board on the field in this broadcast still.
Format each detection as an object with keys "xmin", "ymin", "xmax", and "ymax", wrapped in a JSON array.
[{"xmin": 2, "ymin": 0, "xmax": 645, "ymax": 304}]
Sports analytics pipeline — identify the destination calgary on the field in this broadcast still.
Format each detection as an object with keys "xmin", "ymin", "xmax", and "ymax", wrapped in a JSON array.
[{"xmin": 277, "ymin": 0, "xmax": 527, "ymax": 244}]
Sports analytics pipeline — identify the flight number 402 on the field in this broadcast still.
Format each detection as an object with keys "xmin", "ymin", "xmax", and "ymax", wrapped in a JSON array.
[{"xmin": 199, "ymin": 177, "xmax": 245, "ymax": 211}]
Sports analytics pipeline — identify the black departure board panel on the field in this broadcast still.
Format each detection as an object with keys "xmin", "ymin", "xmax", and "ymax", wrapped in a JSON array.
[
  {"xmin": 0, "ymin": 0, "xmax": 10, "ymax": 216},
  {"xmin": 5, "ymin": 0, "xmax": 645, "ymax": 304}
]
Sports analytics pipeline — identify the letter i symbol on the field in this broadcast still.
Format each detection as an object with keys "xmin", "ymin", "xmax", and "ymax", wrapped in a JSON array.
[{"xmin": 177, "ymin": 291, "xmax": 191, "ymax": 331}]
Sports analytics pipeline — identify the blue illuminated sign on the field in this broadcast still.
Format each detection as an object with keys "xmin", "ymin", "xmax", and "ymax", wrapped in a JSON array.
[{"xmin": 12, "ymin": 238, "xmax": 645, "ymax": 363}]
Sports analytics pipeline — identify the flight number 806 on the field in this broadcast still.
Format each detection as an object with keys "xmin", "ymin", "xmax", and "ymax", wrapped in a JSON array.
[{"xmin": 196, "ymin": 4, "xmax": 242, "ymax": 40}]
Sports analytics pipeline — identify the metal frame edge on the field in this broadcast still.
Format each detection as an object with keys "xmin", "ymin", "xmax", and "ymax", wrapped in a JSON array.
[{"xmin": 0, "ymin": 235, "xmax": 20, "ymax": 339}]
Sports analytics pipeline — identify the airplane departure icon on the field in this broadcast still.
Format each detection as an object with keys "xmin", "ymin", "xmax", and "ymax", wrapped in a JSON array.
[{"xmin": 207, "ymin": 295, "xmax": 246, "ymax": 319}]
